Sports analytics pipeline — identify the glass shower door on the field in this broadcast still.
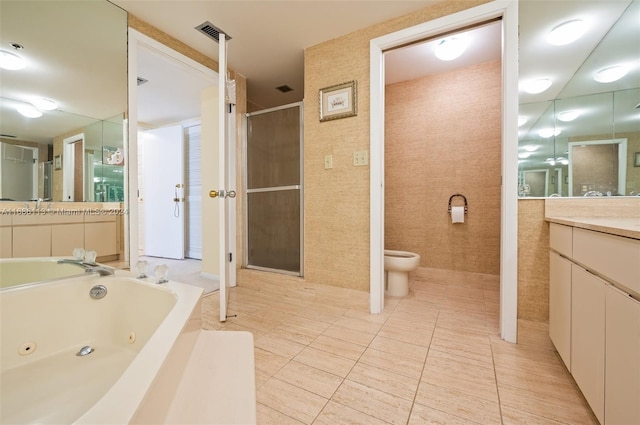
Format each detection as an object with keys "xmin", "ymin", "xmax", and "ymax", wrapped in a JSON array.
[{"xmin": 245, "ymin": 103, "xmax": 303, "ymax": 275}]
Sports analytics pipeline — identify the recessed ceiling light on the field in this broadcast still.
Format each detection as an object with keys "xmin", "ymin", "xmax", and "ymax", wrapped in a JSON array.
[
  {"xmin": 594, "ymin": 65, "xmax": 629, "ymax": 83},
  {"xmin": 521, "ymin": 78, "xmax": 552, "ymax": 94},
  {"xmin": 17, "ymin": 104, "xmax": 42, "ymax": 118},
  {"xmin": 547, "ymin": 19, "xmax": 587, "ymax": 45},
  {"xmin": 434, "ymin": 36, "xmax": 468, "ymax": 61},
  {"xmin": 538, "ymin": 128, "xmax": 561, "ymax": 138},
  {"xmin": 557, "ymin": 110, "xmax": 580, "ymax": 122},
  {"xmin": 0, "ymin": 49, "xmax": 26, "ymax": 70},
  {"xmin": 524, "ymin": 145, "xmax": 539, "ymax": 152},
  {"xmin": 31, "ymin": 98, "xmax": 58, "ymax": 111}
]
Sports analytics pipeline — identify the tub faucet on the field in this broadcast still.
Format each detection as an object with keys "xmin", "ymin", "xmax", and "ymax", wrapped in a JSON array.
[{"xmin": 57, "ymin": 259, "xmax": 115, "ymax": 276}]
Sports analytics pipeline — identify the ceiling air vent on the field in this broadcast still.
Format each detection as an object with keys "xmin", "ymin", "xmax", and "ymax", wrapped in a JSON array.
[
  {"xmin": 137, "ymin": 77, "xmax": 148, "ymax": 86},
  {"xmin": 276, "ymin": 85, "xmax": 293, "ymax": 93},
  {"xmin": 195, "ymin": 21, "xmax": 231, "ymax": 42}
]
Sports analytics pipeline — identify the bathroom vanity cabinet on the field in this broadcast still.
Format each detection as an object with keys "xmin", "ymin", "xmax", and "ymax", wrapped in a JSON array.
[
  {"xmin": 0, "ymin": 203, "xmax": 120, "ymax": 261},
  {"xmin": 548, "ymin": 220, "xmax": 640, "ymax": 425}
]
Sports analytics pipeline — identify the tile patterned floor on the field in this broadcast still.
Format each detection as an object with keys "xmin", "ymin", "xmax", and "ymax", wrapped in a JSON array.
[{"xmin": 200, "ymin": 267, "xmax": 598, "ymax": 425}]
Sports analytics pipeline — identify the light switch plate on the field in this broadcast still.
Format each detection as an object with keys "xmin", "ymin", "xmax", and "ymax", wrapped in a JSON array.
[{"xmin": 324, "ymin": 154, "xmax": 333, "ymax": 169}]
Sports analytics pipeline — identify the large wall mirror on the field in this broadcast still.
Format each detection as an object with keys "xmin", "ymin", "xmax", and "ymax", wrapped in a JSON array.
[
  {"xmin": 518, "ymin": 0, "xmax": 639, "ymax": 197},
  {"xmin": 0, "ymin": 1, "xmax": 127, "ymax": 202}
]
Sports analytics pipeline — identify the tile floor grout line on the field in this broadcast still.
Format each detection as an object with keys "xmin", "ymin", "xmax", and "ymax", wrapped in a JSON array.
[
  {"xmin": 489, "ymin": 333, "xmax": 506, "ymax": 425},
  {"xmin": 194, "ymin": 267, "xmax": 597, "ymax": 424},
  {"xmin": 311, "ymin": 293, "xmax": 399, "ymax": 424},
  {"xmin": 405, "ymin": 305, "xmax": 439, "ymax": 425}
]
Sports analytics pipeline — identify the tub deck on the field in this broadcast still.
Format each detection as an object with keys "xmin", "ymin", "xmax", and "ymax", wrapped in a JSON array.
[{"xmin": 131, "ymin": 330, "xmax": 256, "ymax": 424}]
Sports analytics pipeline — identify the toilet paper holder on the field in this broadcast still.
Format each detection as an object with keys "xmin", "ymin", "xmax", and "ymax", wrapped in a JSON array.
[{"xmin": 447, "ymin": 194, "xmax": 468, "ymax": 214}]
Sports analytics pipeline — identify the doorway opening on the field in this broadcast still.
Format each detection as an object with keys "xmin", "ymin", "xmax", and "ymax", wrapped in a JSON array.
[
  {"xmin": 568, "ymin": 138, "xmax": 627, "ymax": 196},
  {"xmin": 63, "ymin": 134, "xmax": 84, "ymax": 201},
  {"xmin": 127, "ymin": 29, "xmax": 217, "ymax": 293},
  {"xmin": 369, "ymin": 1, "xmax": 519, "ymax": 342}
]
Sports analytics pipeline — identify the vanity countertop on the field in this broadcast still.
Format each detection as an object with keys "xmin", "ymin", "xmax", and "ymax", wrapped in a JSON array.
[{"xmin": 545, "ymin": 216, "xmax": 640, "ymax": 240}]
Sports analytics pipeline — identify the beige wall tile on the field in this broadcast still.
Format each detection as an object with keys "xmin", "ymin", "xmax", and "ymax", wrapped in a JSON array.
[
  {"xmin": 385, "ymin": 60, "xmax": 502, "ymax": 276},
  {"xmin": 303, "ymin": 0, "xmax": 491, "ymax": 291},
  {"xmin": 517, "ymin": 199, "xmax": 549, "ymax": 322}
]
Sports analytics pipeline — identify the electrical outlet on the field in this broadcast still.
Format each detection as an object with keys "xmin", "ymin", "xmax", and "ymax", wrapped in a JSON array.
[
  {"xmin": 353, "ymin": 150, "xmax": 369, "ymax": 166},
  {"xmin": 324, "ymin": 154, "xmax": 333, "ymax": 169}
]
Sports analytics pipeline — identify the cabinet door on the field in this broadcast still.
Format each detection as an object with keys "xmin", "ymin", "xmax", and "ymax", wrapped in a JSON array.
[
  {"xmin": 549, "ymin": 251, "xmax": 572, "ymax": 370},
  {"xmin": 0, "ymin": 227, "xmax": 12, "ymax": 258},
  {"xmin": 12, "ymin": 226, "xmax": 51, "ymax": 258},
  {"xmin": 85, "ymin": 222, "xmax": 117, "ymax": 257},
  {"xmin": 571, "ymin": 264, "xmax": 605, "ymax": 424},
  {"xmin": 51, "ymin": 223, "xmax": 84, "ymax": 257},
  {"xmin": 605, "ymin": 284, "xmax": 640, "ymax": 425}
]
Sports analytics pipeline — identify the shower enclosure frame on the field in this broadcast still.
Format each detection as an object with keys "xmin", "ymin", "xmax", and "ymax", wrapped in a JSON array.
[{"xmin": 243, "ymin": 101, "xmax": 304, "ymax": 276}]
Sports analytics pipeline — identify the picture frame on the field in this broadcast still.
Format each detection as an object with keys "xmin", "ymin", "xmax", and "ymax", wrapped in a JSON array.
[
  {"xmin": 54, "ymin": 154, "xmax": 62, "ymax": 170},
  {"xmin": 634, "ymin": 152, "xmax": 640, "ymax": 167},
  {"xmin": 319, "ymin": 80, "xmax": 357, "ymax": 122}
]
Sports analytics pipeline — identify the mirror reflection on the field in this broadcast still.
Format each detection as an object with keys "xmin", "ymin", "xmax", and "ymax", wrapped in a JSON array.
[
  {"xmin": 0, "ymin": 1, "xmax": 127, "ymax": 202},
  {"xmin": 518, "ymin": 0, "xmax": 640, "ymax": 197}
]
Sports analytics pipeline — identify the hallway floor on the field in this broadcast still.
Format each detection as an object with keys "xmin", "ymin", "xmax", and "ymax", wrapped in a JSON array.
[{"xmin": 201, "ymin": 267, "xmax": 597, "ymax": 425}]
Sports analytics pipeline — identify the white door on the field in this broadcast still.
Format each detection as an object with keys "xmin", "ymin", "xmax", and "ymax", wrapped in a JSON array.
[
  {"xmin": 215, "ymin": 36, "xmax": 236, "ymax": 322},
  {"xmin": 142, "ymin": 125, "xmax": 185, "ymax": 259}
]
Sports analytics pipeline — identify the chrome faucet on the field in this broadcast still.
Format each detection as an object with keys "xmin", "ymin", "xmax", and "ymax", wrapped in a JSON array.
[{"xmin": 57, "ymin": 259, "xmax": 114, "ymax": 276}]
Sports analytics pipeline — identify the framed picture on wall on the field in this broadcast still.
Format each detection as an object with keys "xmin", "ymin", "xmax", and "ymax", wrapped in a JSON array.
[
  {"xmin": 634, "ymin": 152, "xmax": 640, "ymax": 167},
  {"xmin": 319, "ymin": 80, "xmax": 357, "ymax": 122},
  {"xmin": 54, "ymin": 154, "xmax": 62, "ymax": 170}
]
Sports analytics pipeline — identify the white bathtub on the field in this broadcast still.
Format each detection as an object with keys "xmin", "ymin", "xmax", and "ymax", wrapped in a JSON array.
[
  {"xmin": 0, "ymin": 257, "xmax": 88, "ymax": 289},
  {"xmin": 0, "ymin": 271, "xmax": 204, "ymax": 424}
]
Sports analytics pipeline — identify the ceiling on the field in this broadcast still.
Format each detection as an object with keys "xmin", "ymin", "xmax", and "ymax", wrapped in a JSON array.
[
  {"xmin": 122, "ymin": 0, "xmax": 638, "ymax": 130},
  {"xmin": 112, "ymin": 0, "xmax": 441, "ymax": 109},
  {"xmin": 1, "ymin": 1, "xmax": 637, "ymax": 144}
]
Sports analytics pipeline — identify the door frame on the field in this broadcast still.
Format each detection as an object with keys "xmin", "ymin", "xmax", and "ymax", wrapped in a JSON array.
[
  {"xmin": 62, "ymin": 133, "xmax": 84, "ymax": 202},
  {"xmin": 523, "ymin": 169, "xmax": 550, "ymax": 197},
  {"xmin": 568, "ymin": 138, "xmax": 627, "ymax": 196},
  {"xmin": 127, "ymin": 29, "xmax": 218, "ymax": 268},
  {"xmin": 369, "ymin": 1, "xmax": 519, "ymax": 342}
]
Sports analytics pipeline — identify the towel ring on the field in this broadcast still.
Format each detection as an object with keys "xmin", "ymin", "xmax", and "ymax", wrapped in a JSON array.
[{"xmin": 448, "ymin": 194, "xmax": 468, "ymax": 214}]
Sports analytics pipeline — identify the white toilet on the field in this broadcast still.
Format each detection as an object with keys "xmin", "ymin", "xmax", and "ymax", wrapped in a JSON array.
[{"xmin": 384, "ymin": 250, "xmax": 421, "ymax": 297}]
